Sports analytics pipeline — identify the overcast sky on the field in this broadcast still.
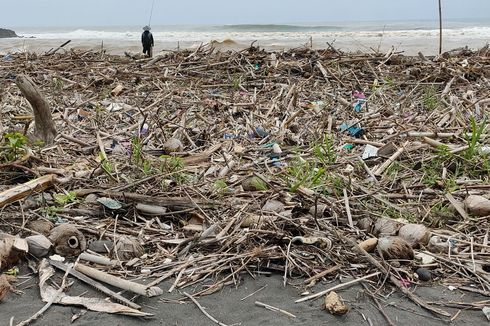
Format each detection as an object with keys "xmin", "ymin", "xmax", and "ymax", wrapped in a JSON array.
[{"xmin": 1, "ymin": 0, "xmax": 489, "ymax": 27}]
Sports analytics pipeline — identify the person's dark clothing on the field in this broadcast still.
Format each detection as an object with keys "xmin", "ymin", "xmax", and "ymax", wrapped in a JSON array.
[{"xmin": 141, "ymin": 30, "xmax": 154, "ymax": 57}]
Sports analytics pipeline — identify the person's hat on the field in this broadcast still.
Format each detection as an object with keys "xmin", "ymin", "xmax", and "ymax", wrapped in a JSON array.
[{"xmin": 143, "ymin": 26, "xmax": 151, "ymax": 31}]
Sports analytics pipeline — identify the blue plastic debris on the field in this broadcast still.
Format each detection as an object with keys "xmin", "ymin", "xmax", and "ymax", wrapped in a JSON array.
[
  {"xmin": 224, "ymin": 133, "xmax": 240, "ymax": 139},
  {"xmin": 2, "ymin": 54, "xmax": 13, "ymax": 62},
  {"xmin": 353, "ymin": 91, "xmax": 367, "ymax": 112},
  {"xmin": 340, "ymin": 122, "xmax": 364, "ymax": 137},
  {"xmin": 271, "ymin": 157, "xmax": 287, "ymax": 168},
  {"xmin": 254, "ymin": 127, "xmax": 269, "ymax": 138}
]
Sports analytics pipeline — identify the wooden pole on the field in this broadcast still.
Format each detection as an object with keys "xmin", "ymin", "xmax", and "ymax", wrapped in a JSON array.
[
  {"xmin": 438, "ymin": 0, "xmax": 443, "ymax": 55},
  {"xmin": 15, "ymin": 75, "xmax": 57, "ymax": 144}
]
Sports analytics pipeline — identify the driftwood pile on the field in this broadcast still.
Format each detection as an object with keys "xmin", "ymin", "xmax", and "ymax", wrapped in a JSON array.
[{"xmin": 0, "ymin": 43, "xmax": 490, "ymax": 321}]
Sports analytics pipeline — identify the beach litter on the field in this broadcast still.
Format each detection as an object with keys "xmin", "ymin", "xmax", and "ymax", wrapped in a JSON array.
[{"xmin": 0, "ymin": 43, "xmax": 490, "ymax": 322}]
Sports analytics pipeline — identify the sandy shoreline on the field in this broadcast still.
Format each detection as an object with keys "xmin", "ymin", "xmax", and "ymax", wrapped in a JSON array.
[
  {"xmin": 1, "ymin": 34, "xmax": 488, "ymax": 56},
  {"xmin": 4, "ymin": 271, "xmax": 489, "ymax": 325}
]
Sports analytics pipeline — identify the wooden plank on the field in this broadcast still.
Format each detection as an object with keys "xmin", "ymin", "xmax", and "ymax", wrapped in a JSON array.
[{"xmin": 0, "ymin": 174, "xmax": 56, "ymax": 208}]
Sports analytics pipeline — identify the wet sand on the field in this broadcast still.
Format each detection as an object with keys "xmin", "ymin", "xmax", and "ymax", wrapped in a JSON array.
[
  {"xmin": 3, "ymin": 266, "xmax": 488, "ymax": 325},
  {"xmin": 0, "ymin": 34, "xmax": 488, "ymax": 56}
]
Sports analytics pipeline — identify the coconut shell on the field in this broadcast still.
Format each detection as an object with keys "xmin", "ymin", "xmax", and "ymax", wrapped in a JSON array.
[
  {"xmin": 377, "ymin": 236, "xmax": 414, "ymax": 260},
  {"xmin": 465, "ymin": 195, "xmax": 490, "ymax": 217},
  {"xmin": 88, "ymin": 240, "xmax": 114, "ymax": 253},
  {"xmin": 162, "ymin": 138, "xmax": 183, "ymax": 154},
  {"xmin": 242, "ymin": 176, "xmax": 268, "ymax": 191},
  {"xmin": 309, "ymin": 204, "xmax": 331, "ymax": 218},
  {"xmin": 428, "ymin": 235, "xmax": 458, "ymax": 254},
  {"xmin": 373, "ymin": 218, "xmax": 402, "ymax": 237},
  {"xmin": 415, "ymin": 268, "xmax": 431, "ymax": 281},
  {"xmin": 357, "ymin": 217, "xmax": 374, "ymax": 233},
  {"xmin": 26, "ymin": 235, "xmax": 52, "ymax": 258},
  {"xmin": 358, "ymin": 238, "xmax": 378, "ymax": 253},
  {"xmin": 262, "ymin": 199, "xmax": 285, "ymax": 213},
  {"xmin": 291, "ymin": 236, "xmax": 332, "ymax": 250},
  {"xmin": 111, "ymin": 236, "xmax": 144, "ymax": 261},
  {"xmin": 241, "ymin": 215, "xmax": 265, "ymax": 228},
  {"xmin": 26, "ymin": 219, "xmax": 54, "ymax": 236},
  {"xmin": 398, "ymin": 224, "xmax": 430, "ymax": 248},
  {"xmin": 0, "ymin": 274, "xmax": 14, "ymax": 302},
  {"xmin": 325, "ymin": 291, "xmax": 349, "ymax": 315},
  {"xmin": 0, "ymin": 234, "xmax": 28, "ymax": 270},
  {"xmin": 48, "ymin": 224, "xmax": 87, "ymax": 257}
]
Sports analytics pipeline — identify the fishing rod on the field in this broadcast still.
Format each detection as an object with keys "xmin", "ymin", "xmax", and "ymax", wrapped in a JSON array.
[{"xmin": 148, "ymin": 0, "xmax": 156, "ymax": 27}]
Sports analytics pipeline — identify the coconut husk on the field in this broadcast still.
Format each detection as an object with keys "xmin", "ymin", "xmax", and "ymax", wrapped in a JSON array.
[
  {"xmin": 241, "ymin": 215, "xmax": 268, "ymax": 228},
  {"xmin": 291, "ymin": 236, "xmax": 332, "ymax": 250},
  {"xmin": 26, "ymin": 219, "xmax": 54, "ymax": 236},
  {"xmin": 377, "ymin": 236, "xmax": 414, "ymax": 260},
  {"xmin": 0, "ymin": 274, "xmax": 15, "ymax": 302},
  {"xmin": 162, "ymin": 138, "xmax": 183, "ymax": 154},
  {"xmin": 111, "ymin": 236, "xmax": 144, "ymax": 261},
  {"xmin": 464, "ymin": 195, "xmax": 490, "ymax": 217},
  {"xmin": 242, "ymin": 176, "xmax": 268, "ymax": 191},
  {"xmin": 373, "ymin": 218, "xmax": 402, "ymax": 237},
  {"xmin": 88, "ymin": 240, "xmax": 114, "ymax": 253},
  {"xmin": 427, "ymin": 235, "xmax": 458, "ymax": 254},
  {"xmin": 325, "ymin": 291, "xmax": 349, "ymax": 315},
  {"xmin": 309, "ymin": 204, "xmax": 331, "ymax": 218},
  {"xmin": 0, "ymin": 234, "xmax": 28, "ymax": 270},
  {"xmin": 356, "ymin": 217, "xmax": 374, "ymax": 233},
  {"xmin": 358, "ymin": 238, "xmax": 378, "ymax": 253},
  {"xmin": 26, "ymin": 234, "xmax": 52, "ymax": 258},
  {"xmin": 262, "ymin": 199, "xmax": 284, "ymax": 213},
  {"xmin": 48, "ymin": 224, "xmax": 87, "ymax": 257},
  {"xmin": 398, "ymin": 224, "xmax": 430, "ymax": 248}
]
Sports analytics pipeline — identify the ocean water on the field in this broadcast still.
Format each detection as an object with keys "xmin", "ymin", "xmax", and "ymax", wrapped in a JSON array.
[{"xmin": 2, "ymin": 19, "xmax": 489, "ymax": 55}]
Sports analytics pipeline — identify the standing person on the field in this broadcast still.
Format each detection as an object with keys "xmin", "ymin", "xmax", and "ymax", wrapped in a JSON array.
[{"xmin": 141, "ymin": 26, "xmax": 154, "ymax": 57}]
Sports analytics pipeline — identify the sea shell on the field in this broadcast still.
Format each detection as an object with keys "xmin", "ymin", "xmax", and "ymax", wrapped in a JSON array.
[
  {"xmin": 398, "ymin": 224, "xmax": 430, "ymax": 248},
  {"xmin": 377, "ymin": 236, "xmax": 414, "ymax": 260},
  {"xmin": 48, "ymin": 224, "xmax": 87, "ymax": 257}
]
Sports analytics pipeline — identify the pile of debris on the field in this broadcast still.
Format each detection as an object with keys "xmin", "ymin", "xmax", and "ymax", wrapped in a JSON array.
[{"xmin": 0, "ymin": 43, "xmax": 490, "ymax": 321}]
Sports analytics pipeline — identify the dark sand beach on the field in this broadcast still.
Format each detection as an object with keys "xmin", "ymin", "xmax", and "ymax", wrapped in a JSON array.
[{"xmin": 5, "ymin": 272, "xmax": 490, "ymax": 325}]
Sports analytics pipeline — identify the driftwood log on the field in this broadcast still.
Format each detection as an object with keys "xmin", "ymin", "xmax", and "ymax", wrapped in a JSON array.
[{"xmin": 15, "ymin": 74, "xmax": 56, "ymax": 144}]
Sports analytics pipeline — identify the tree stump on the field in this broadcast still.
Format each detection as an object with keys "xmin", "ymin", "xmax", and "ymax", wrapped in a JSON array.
[{"xmin": 15, "ymin": 75, "xmax": 56, "ymax": 144}]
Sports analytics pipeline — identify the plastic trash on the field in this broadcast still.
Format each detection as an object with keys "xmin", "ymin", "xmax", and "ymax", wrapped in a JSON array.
[
  {"xmin": 362, "ymin": 144, "xmax": 379, "ymax": 159},
  {"xmin": 254, "ymin": 127, "xmax": 269, "ymax": 138},
  {"xmin": 339, "ymin": 122, "xmax": 364, "ymax": 137},
  {"xmin": 353, "ymin": 91, "xmax": 367, "ymax": 112},
  {"xmin": 307, "ymin": 100, "xmax": 326, "ymax": 111},
  {"xmin": 97, "ymin": 197, "xmax": 123, "ymax": 210},
  {"xmin": 2, "ymin": 53, "xmax": 13, "ymax": 61},
  {"xmin": 479, "ymin": 146, "xmax": 490, "ymax": 155}
]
